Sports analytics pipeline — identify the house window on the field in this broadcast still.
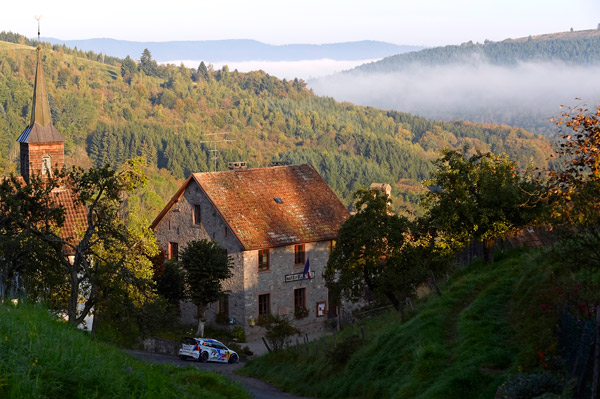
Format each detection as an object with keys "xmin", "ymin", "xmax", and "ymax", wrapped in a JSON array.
[
  {"xmin": 218, "ymin": 295, "xmax": 229, "ymax": 319},
  {"xmin": 168, "ymin": 242, "xmax": 179, "ymax": 261},
  {"xmin": 258, "ymin": 293, "xmax": 270, "ymax": 317},
  {"xmin": 258, "ymin": 249, "xmax": 270, "ymax": 271},
  {"xmin": 224, "ymin": 226, "xmax": 228, "ymax": 238},
  {"xmin": 41, "ymin": 155, "xmax": 51, "ymax": 175},
  {"xmin": 294, "ymin": 244, "xmax": 305, "ymax": 265},
  {"xmin": 329, "ymin": 240, "xmax": 336, "ymax": 254},
  {"xmin": 193, "ymin": 204, "xmax": 201, "ymax": 225},
  {"xmin": 294, "ymin": 288, "xmax": 307, "ymax": 319}
]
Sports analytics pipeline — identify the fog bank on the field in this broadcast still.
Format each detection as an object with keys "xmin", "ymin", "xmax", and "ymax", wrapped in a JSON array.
[
  {"xmin": 309, "ymin": 62, "xmax": 600, "ymax": 134},
  {"xmin": 167, "ymin": 59, "xmax": 380, "ymax": 80}
]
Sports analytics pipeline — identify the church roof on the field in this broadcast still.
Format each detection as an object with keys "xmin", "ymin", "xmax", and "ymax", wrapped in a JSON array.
[
  {"xmin": 151, "ymin": 164, "xmax": 349, "ymax": 250},
  {"xmin": 17, "ymin": 45, "xmax": 65, "ymax": 144}
]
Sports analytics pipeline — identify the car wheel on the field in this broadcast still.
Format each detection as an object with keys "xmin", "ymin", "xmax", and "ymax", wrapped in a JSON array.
[
  {"xmin": 199, "ymin": 351, "xmax": 209, "ymax": 363},
  {"xmin": 228, "ymin": 354, "xmax": 239, "ymax": 364}
]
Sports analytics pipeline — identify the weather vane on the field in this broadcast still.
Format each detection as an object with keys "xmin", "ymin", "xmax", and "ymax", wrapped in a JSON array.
[{"xmin": 34, "ymin": 15, "xmax": 42, "ymax": 43}]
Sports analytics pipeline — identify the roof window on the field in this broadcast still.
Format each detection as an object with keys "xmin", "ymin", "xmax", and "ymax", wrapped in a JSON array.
[{"xmin": 274, "ymin": 197, "xmax": 283, "ymax": 204}]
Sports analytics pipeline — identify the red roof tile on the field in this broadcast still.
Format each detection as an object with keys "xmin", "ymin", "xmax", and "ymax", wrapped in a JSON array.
[
  {"xmin": 152, "ymin": 164, "xmax": 349, "ymax": 250},
  {"xmin": 50, "ymin": 187, "xmax": 87, "ymax": 253}
]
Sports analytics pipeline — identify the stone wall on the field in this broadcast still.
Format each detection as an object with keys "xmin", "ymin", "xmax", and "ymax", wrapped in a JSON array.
[
  {"xmin": 143, "ymin": 337, "xmax": 180, "ymax": 356},
  {"xmin": 154, "ymin": 179, "xmax": 246, "ymax": 331},
  {"xmin": 154, "ymin": 179, "xmax": 335, "ymax": 340},
  {"xmin": 242, "ymin": 241, "xmax": 330, "ymax": 340}
]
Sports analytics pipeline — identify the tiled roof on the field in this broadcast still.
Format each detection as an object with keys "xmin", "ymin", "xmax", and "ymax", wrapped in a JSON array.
[
  {"xmin": 152, "ymin": 164, "xmax": 349, "ymax": 250},
  {"xmin": 195, "ymin": 164, "xmax": 349, "ymax": 249},
  {"xmin": 17, "ymin": 123, "xmax": 65, "ymax": 144},
  {"xmin": 50, "ymin": 187, "xmax": 88, "ymax": 254}
]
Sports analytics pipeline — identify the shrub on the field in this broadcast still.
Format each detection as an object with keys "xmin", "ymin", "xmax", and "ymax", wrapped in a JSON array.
[
  {"xmin": 232, "ymin": 326, "xmax": 246, "ymax": 342},
  {"xmin": 326, "ymin": 334, "xmax": 362, "ymax": 366},
  {"xmin": 256, "ymin": 314, "xmax": 300, "ymax": 351}
]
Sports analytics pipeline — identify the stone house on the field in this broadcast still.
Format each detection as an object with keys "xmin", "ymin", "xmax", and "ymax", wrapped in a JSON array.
[{"xmin": 151, "ymin": 163, "xmax": 349, "ymax": 338}]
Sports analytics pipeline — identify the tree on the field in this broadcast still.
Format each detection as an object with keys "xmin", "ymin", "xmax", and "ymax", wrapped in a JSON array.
[
  {"xmin": 325, "ymin": 189, "xmax": 424, "ymax": 320},
  {"xmin": 0, "ymin": 159, "xmax": 158, "ymax": 327},
  {"xmin": 197, "ymin": 61, "xmax": 209, "ymax": 81},
  {"xmin": 549, "ymin": 104, "xmax": 600, "ymax": 269},
  {"xmin": 179, "ymin": 239, "xmax": 233, "ymax": 337},
  {"xmin": 120, "ymin": 56, "xmax": 137, "ymax": 84},
  {"xmin": 139, "ymin": 49, "xmax": 157, "ymax": 77},
  {"xmin": 422, "ymin": 148, "xmax": 541, "ymax": 264}
]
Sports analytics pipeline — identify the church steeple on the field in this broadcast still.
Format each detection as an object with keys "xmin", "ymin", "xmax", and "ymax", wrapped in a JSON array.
[
  {"xmin": 29, "ymin": 45, "xmax": 52, "ymax": 128},
  {"xmin": 17, "ymin": 32, "xmax": 65, "ymax": 182}
]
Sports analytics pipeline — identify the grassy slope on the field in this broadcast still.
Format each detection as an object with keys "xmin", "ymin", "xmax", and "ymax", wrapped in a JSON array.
[
  {"xmin": 0, "ymin": 304, "xmax": 250, "ymax": 399},
  {"xmin": 241, "ymin": 249, "xmax": 556, "ymax": 399}
]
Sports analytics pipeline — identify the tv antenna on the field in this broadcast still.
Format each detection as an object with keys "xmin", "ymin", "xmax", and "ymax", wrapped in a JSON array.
[
  {"xmin": 34, "ymin": 15, "xmax": 42, "ymax": 43},
  {"xmin": 200, "ymin": 132, "xmax": 234, "ymax": 172}
]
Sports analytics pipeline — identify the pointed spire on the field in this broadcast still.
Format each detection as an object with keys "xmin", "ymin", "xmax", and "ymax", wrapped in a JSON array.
[{"xmin": 29, "ymin": 44, "xmax": 52, "ymax": 127}]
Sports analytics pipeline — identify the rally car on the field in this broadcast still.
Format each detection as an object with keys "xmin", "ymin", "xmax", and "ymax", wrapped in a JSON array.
[{"xmin": 178, "ymin": 337, "xmax": 239, "ymax": 364}]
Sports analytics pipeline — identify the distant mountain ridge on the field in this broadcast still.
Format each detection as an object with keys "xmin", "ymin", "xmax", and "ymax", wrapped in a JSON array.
[
  {"xmin": 40, "ymin": 37, "xmax": 422, "ymax": 62},
  {"xmin": 350, "ymin": 29, "xmax": 600, "ymax": 73}
]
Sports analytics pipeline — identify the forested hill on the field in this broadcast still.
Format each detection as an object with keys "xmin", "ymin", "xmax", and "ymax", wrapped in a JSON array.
[
  {"xmin": 0, "ymin": 39, "xmax": 550, "ymax": 215},
  {"xmin": 352, "ymin": 29, "xmax": 600, "ymax": 73}
]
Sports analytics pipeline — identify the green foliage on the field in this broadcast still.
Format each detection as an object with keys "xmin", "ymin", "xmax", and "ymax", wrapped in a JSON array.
[
  {"xmin": 180, "ymin": 240, "xmax": 233, "ymax": 311},
  {"xmin": 326, "ymin": 189, "xmax": 424, "ymax": 311},
  {"xmin": 423, "ymin": 148, "xmax": 543, "ymax": 262},
  {"xmin": 244, "ymin": 249, "xmax": 549, "ymax": 398},
  {"xmin": 0, "ymin": 303, "xmax": 250, "ymax": 399},
  {"xmin": 155, "ymin": 259, "xmax": 186, "ymax": 306},
  {"xmin": 256, "ymin": 314, "xmax": 300, "ymax": 351},
  {"xmin": 326, "ymin": 334, "xmax": 362, "ymax": 366},
  {"xmin": 231, "ymin": 326, "xmax": 246, "ymax": 343},
  {"xmin": 0, "ymin": 39, "xmax": 551, "ymax": 218}
]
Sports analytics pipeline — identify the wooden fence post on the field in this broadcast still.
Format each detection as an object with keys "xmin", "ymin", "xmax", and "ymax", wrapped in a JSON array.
[
  {"xmin": 361, "ymin": 326, "xmax": 366, "ymax": 345},
  {"xmin": 261, "ymin": 337, "xmax": 272, "ymax": 353}
]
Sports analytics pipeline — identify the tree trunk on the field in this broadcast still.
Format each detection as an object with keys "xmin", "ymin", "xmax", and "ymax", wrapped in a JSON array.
[
  {"xmin": 195, "ymin": 304, "xmax": 206, "ymax": 337},
  {"xmin": 429, "ymin": 271, "xmax": 442, "ymax": 296},
  {"xmin": 483, "ymin": 238, "xmax": 495, "ymax": 264},
  {"xmin": 67, "ymin": 268, "xmax": 79, "ymax": 325},
  {"xmin": 385, "ymin": 291, "xmax": 401, "ymax": 312}
]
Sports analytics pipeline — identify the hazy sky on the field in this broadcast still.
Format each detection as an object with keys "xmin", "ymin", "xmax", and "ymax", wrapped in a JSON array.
[{"xmin": 2, "ymin": 0, "xmax": 599, "ymax": 46}]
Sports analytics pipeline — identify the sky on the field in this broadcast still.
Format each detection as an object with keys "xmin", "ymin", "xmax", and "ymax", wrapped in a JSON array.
[{"xmin": 2, "ymin": 0, "xmax": 600, "ymax": 46}]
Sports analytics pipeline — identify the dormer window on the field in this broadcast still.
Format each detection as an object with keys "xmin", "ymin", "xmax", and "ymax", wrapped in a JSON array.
[{"xmin": 42, "ymin": 155, "xmax": 51, "ymax": 175}]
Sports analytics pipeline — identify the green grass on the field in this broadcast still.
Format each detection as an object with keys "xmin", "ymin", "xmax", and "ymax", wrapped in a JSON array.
[
  {"xmin": 240, "ymin": 248, "xmax": 557, "ymax": 398},
  {"xmin": 0, "ymin": 303, "xmax": 250, "ymax": 399}
]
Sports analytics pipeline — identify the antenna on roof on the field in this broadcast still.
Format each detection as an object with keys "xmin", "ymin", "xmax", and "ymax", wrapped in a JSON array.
[
  {"xmin": 200, "ymin": 131, "xmax": 234, "ymax": 172},
  {"xmin": 34, "ymin": 15, "xmax": 42, "ymax": 44}
]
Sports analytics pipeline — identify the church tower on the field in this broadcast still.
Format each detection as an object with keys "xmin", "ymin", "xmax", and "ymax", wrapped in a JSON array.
[{"xmin": 16, "ymin": 44, "xmax": 65, "ymax": 183}]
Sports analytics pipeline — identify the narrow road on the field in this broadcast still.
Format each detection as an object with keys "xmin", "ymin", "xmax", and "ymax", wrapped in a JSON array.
[{"xmin": 126, "ymin": 350, "xmax": 311, "ymax": 399}]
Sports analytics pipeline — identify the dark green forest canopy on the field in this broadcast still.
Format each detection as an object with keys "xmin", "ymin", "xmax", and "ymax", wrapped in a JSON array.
[
  {"xmin": 352, "ymin": 30, "xmax": 600, "ymax": 73},
  {"xmin": 0, "ymin": 38, "xmax": 551, "ymax": 213}
]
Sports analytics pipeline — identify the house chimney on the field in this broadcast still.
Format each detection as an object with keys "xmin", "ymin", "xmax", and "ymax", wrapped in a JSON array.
[{"xmin": 228, "ymin": 161, "xmax": 247, "ymax": 170}]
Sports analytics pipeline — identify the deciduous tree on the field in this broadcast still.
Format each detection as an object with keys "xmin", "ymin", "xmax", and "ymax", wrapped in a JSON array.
[
  {"xmin": 179, "ymin": 239, "xmax": 233, "ymax": 337},
  {"xmin": 325, "ymin": 189, "xmax": 424, "ymax": 319},
  {"xmin": 422, "ymin": 148, "xmax": 541, "ymax": 264}
]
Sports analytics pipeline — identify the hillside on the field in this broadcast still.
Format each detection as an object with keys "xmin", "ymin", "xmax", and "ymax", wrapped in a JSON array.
[
  {"xmin": 0, "ymin": 303, "xmax": 250, "ymax": 399},
  {"xmin": 351, "ymin": 29, "xmax": 600, "ymax": 73},
  {"xmin": 40, "ymin": 37, "xmax": 422, "ymax": 62},
  {"xmin": 0, "ymin": 39, "xmax": 551, "ymax": 216},
  {"xmin": 240, "ymin": 248, "xmax": 576, "ymax": 398},
  {"xmin": 311, "ymin": 29, "xmax": 600, "ymax": 136}
]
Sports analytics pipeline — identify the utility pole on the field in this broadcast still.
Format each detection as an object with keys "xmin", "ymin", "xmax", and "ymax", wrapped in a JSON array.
[{"xmin": 200, "ymin": 132, "xmax": 234, "ymax": 172}]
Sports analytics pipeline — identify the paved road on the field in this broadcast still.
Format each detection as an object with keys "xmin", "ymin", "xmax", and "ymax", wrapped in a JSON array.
[{"xmin": 126, "ymin": 350, "xmax": 311, "ymax": 399}]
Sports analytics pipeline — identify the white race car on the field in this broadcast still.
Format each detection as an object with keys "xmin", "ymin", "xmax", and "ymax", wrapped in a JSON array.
[{"xmin": 178, "ymin": 337, "xmax": 239, "ymax": 364}]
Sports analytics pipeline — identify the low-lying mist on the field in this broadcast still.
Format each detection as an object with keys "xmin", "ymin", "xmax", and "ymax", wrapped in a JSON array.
[{"xmin": 309, "ymin": 62, "xmax": 600, "ymax": 135}]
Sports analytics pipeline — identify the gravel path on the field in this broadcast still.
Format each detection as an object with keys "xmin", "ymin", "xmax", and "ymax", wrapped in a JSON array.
[{"xmin": 126, "ymin": 350, "xmax": 311, "ymax": 399}]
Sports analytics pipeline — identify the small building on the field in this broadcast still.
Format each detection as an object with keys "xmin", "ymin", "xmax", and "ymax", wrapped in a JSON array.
[
  {"xmin": 1, "ymin": 44, "xmax": 87, "ymax": 304},
  {"xmin": 151, "ymin": 163, "xmax": 349, "ymax": 338}
]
